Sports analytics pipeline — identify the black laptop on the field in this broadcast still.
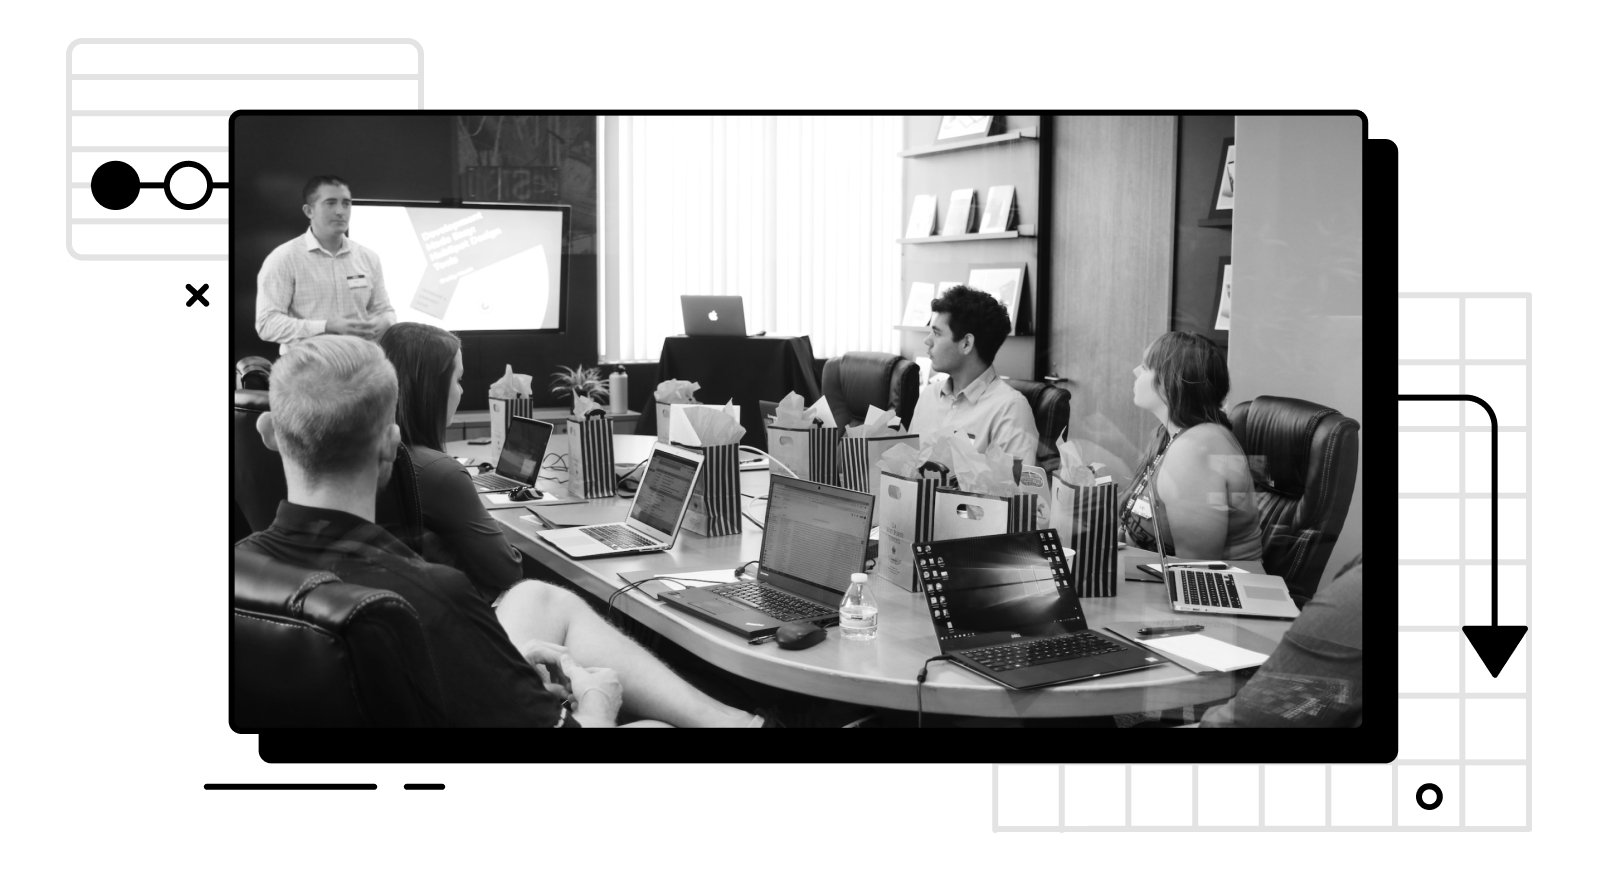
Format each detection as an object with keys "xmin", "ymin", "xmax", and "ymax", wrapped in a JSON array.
[
  {"xmin": 915, "ymin": 529, "xmax": 1166, "ymax": 689},
  {"xmin": 474, "ymin": 415, "xmax": 556, "ymax": 493},
  {"xmin": 657, "ymin": 474, "xmax": 876, "ymax": 640}
]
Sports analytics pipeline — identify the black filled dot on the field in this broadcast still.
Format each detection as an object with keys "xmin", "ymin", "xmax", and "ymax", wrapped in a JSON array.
[
  {"xmin": 91, "ymin": 161, "xmax": 141, "ymax": 210},
  {"xmin": 1416, "ymin": 782, "xmax": 1443, "ymax": 810}
]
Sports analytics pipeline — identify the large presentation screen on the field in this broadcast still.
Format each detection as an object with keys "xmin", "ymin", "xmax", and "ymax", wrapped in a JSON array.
[{"xmin": 353, "ymin": 201, "xmax": 567, "ymax": 332}]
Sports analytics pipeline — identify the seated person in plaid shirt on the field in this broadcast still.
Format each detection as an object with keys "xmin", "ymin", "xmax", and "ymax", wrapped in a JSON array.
[{"xmin": 255, "ymin": 174, "xmax": 397, "ymax": 354}]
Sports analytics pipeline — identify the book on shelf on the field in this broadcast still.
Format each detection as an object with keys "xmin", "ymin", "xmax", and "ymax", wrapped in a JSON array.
[
  {"xmin": 905, "ymin": 194, "xmax": 939, "ymax": 239},
  {"xmin": 978, "ymin": 185, "xmax": 1017, "ymax": 234},
  {"xmin": 901, "ymin": 281, "xmax": 937, "ymax": 328},
  {"xmin": 942, "ymin": 188, "xmax": 977, "ymax": 236}
]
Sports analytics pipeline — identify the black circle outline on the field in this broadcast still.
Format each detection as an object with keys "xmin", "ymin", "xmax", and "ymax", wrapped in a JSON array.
[
  {"xmin": 163, "ymin": 161, "xmax": 214, "ymax": 211},
  {"xmin": 1416, "ymin": 782, "xmax": 1442, "ymax": 810}
]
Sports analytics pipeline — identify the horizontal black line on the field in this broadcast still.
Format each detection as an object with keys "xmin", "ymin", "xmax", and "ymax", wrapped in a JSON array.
[
  {"xmin": 204, "ymin": 783, "xmax": 376, "ymax": 790},
  {"xmin": 404, "ymin": 783, "xmax": 446, "ymax": 790}
]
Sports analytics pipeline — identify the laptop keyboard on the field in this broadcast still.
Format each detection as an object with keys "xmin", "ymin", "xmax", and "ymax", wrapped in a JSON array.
[
  {"xmin": 475, "ymin": 472, "xmax": 526, "ymax": 490},
  {"xmin": 712, "ymin": 582, "xmax": 835, "ymax": 623},
  {"xmin": 966, "ymin": 631, "xmax": 1127, "ymax": 673},
  {"xmin": 581, "ymin": 524, "xmax": 659, "ymax": 551},
  {"xmin": 1178, "ymin": 569, "xmax": 1243, "ymax": 609}
]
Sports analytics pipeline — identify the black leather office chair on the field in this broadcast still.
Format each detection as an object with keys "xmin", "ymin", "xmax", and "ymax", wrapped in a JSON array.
[
  {"xmin": 820, "ymin": 352, "xmax": 920, "ymax": 428},
  {"xmin": 231, "ymin": 549, "xmax": 447, "ymax": 728},
  {"xmin": 1006, "ymin": 378, "xmax": 1073, "ymax": 475},
  {"xmin": 231, "ymin": 388, "xmax": 425, "ymax": 547},
  {"xmin": 233, "ymin": 388, "xmax": 286, "ymax": 534},
  {"xmin": 1229, "ymin": 395, "xmax": 1361, "ymax": 607}
]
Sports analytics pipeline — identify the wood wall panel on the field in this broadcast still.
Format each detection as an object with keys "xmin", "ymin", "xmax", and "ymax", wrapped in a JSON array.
[{"xmin": 1048, "ymin": 115, "xmax": 1177, "ymax": 478}]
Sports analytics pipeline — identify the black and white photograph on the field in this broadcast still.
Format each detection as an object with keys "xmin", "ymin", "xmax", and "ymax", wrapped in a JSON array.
[{"xmin": 226, "ymin": 113, "xmax": 1368, "ymax": 751}]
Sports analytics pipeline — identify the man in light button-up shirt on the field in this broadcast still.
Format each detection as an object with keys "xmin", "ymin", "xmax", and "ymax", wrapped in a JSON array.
[
  {"xmin": 255, "ymin": 175, "xmax": 396, "ymax": 354},
  {"xmin": 908, "ymin": 285, "xmax": 1039, "ymax": 466}
]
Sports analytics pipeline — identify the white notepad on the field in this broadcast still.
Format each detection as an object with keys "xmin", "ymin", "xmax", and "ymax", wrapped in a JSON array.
[{"xmin": 1135, "ymin": 634, "xmax": 1269, "ymax": 673}]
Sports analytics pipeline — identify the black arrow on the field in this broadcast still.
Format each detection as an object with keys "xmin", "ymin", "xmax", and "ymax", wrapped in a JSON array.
[{"xmin": 1399, "ymin": 394, "xmax": 1528, "ymax": 677}]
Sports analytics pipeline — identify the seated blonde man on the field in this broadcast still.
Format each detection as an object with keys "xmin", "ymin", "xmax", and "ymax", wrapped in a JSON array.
[{"xmin": 237, "ymin": 335, "xmax": 762, "ymax": 727}]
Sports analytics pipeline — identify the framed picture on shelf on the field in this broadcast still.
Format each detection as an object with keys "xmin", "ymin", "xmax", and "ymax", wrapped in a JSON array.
[
  {"xmin": 1213, "ymin": 256, "xmax": 1233, "ymax": 331},
  {"xmin": 1208, "ymin": 137, "xmax": 1236, "ymax": 220},
  {"xmin": 936, "ymin": 115, "xmax": 995, "ymax": 141},
  {"xmin": 965, "ymin": 263, "xmax": 1027, "ymax": 335}
]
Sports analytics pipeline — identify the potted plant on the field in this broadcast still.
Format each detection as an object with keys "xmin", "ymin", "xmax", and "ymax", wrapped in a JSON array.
[{"xmin": 550, "ymin": 364, "xmax": 610, "ymax": 408}]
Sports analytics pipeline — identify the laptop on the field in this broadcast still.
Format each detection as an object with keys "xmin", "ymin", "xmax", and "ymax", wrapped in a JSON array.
[
  {"xmin": 536, "ymin": 444, "xmax": 703, "ymax": 559},
  {"xmin": 656, "ymin": 474, "xmax": 876, "ymax": 640},
  {"xmin": 915, "ymin": 529, "xmax": 1165, "ymax": 689},
  {"xmin": 681, "ymin": 295, "xmax": 749, "ymax": 336},
  {"xmin": 1147, "ymin": 476, "xmax": 1300, "ymax": 620},
  {"xmin": 473, "ymin": 416, "xmax": 555, "ymax": 493}
]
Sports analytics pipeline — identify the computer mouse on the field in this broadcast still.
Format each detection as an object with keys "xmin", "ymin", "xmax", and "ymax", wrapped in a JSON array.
[
  {"xmin": 774, "ymin": 621, "xmax": 827, "ymax": 650},
  {"xmin": 508, "ymin": 486, "xmax": 543, "ymax": 502}
]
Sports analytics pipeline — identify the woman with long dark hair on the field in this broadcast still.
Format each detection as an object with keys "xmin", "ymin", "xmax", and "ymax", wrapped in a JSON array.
[
  {"xmin": 1119, "ymin": 331, "xmax": 1263, "ymax": 561},
  {"xmin": 380, "ymin": 322, "xmax": 522, "ymax": 599}
]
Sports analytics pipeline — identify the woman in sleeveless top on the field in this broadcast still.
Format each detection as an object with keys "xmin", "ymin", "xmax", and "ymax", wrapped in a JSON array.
[
  {"xmin": 1118, "ymin": 331, "xmax": 1263, "ymax": 562},
  {"xmin": 380, "ymin": 322, "xmax": 524, "ymax": 600}
]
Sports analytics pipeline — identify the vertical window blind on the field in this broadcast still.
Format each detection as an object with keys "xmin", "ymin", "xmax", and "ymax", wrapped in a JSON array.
[{"xmin": 607, "ymin": 115, "xmax": 902, "ymax": 361}]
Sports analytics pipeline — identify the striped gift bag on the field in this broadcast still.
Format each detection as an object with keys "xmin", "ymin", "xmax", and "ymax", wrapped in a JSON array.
[
  {"xmin": 767, "ymin": 422, "xmax": 840, "ymax": 484},
  {"xmin": 566, "ymin": 409, "xmax": 616, "ymax": 498},
  {"xmin": 489, "ymin": 397, "xmax": 540, "ymax": 458},
  {"xmin": 1049, "ymin": 479, "xmax": 1120, "ymax": 597},
  {"xmin": 875, "ymin": 470, "xmax": 941, "ymax": 592},
  {"xmin": 838, "ymin": 433, "xmax": 918, "ymax": 493},
  {"xmin": 679, "ymin": 443, "xmax": 742, "ymax": 537},
  {"xmin": 1006, "ymin": 493, "xmax": 1042, "ymax": 533}
]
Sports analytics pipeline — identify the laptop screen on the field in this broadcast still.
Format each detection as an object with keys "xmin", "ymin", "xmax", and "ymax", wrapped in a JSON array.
[
  {"xmin": 629, "ymin": 448, "xmax": 700, "ymax": 535},
  {"xmin": 915, "ymin": 529, "xmax": 1084, "ymax": 646},
  {"xmin": 758, "ymin": 475, "xmax": 875, "ymax": 596},
  {"xmin": 497, "ymin": 416, "xmax": 554, "ymax": 481}
]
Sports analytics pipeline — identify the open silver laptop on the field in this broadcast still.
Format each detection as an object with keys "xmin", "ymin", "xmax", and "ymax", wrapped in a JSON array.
[
  {"xmin": 1148, "ymin": 464, "xmax": 1299, "ymax": 620},
  {"xmin": 680, "ymin": 295, "xmax": 748, "ymax": 336},
  {"xmin": 537, "ymin": 444, "xmax": 703, "ymax": 559}
]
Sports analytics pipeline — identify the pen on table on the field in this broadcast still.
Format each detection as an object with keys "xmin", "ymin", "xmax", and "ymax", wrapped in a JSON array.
[
  {"xmin": 749, "ymin": 633, "xmax": 778, "ymax": 646},
  {"xmin": 1137, "ymin": 624, "xmax": 1205, "ymax": 637},
  {"xmin": 1167, "ymin": 562, "xmax": 1230, "ymax": 570}
]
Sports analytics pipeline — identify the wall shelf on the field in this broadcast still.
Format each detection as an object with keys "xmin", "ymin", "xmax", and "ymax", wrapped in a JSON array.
[
  {"xmin": 897, "ymin": 225, "xmax": 1036, "ymax": 244},
  {"xmin": 899, "ymin": 127, "xmax": 1039, "ymax": 158}
]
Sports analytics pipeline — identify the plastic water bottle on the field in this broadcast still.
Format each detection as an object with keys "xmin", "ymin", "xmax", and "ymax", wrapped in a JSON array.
[
  {"xmin": 608, "ymin": 365, "xmax": 629, "ymax": 415},
  {"xmin": 839, "ymin": 572, "xmax": 879, "ymax": 641}
]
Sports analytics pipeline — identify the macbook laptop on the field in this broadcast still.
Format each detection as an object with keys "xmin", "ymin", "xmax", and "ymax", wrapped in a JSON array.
[
  {"xmin": 915, "ymin": 529, "xmax": 1165, "ymax": 689},
  {"xmin": 474, "ymin": 416, "xmax": 555, "ymax": 493},
  {"xmin": 657, "ymin": 474, "xmax": 875, "ymax": 640},
  {"xmin": 536, "ymin": 444, "xmax": 703, "ymax": 559},
  {"xmin": 1148, "ymin": 474, "xmax": 1300, "ymax": 620},
  {"xmin": 681, "ymin": 295, "xmax": 749, "ymax": 336}
]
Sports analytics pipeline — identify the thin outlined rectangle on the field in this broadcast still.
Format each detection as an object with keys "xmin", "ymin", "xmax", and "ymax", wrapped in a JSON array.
[
  {"xmin": 66, "ymin": 38, "xmax": 422, "ymax": 261},
  {"xmin": 994, "ymin": 293, "xmax": 1532, "ymax": 831}
]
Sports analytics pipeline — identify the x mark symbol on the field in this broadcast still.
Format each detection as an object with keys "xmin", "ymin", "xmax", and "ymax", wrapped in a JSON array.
[{"xmin": 186, "ymin": 283, "xmax": 210, "ymax": 307}]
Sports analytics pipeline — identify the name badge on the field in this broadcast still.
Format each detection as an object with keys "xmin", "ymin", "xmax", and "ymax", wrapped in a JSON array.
[
  {"xmin": 347, "ymin": 274, "xmax": 371, "ymax": 290},
  {"xmin": 1131, "ymin": 498, "xmax": 1153, "ymax": 519}
]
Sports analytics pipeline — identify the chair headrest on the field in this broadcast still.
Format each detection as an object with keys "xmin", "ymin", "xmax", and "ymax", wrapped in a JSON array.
[
  {"xmin": 233, "ymin": 548, "xmax": 415, "ymax": 630},
  {"xmin": 236, "ymin": 356, "xmax": 273, "ymax": 391},
  {"xmin": 1235, "ymin": 395, "xmax": 1347, "ymax": 493},
  {"xmin": 233, "ymin": 389, "xmax": 270, "ymax": 413}
]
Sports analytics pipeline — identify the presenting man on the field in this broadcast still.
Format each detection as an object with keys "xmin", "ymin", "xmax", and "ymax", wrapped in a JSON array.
[
  {"xmin": 255, "ymin": 174, "xmax": 396, "ymax": 353},
  {"xmin": 908, "ymin": 285, "xmax": 1039, "ymax": 466}
]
